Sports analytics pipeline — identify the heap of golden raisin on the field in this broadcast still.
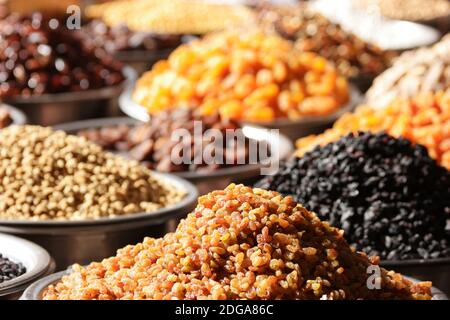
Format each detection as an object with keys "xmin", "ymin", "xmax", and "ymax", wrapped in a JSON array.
[
  {"xmin": 133, "ymin": 32, "xmax": 350, "ymax": 122},
  {"xmin": 43, "ymin": 184, "xmax": 432, "ymax": 300}
]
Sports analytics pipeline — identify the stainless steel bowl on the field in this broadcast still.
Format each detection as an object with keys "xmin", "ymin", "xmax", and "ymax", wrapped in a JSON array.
[
  {"xmin": 0, "ymin": 173, "xmax": 198, "ymax": 271},
  {"xmin": 114, "ymin": 49, "xmax": 173, "ymax": 76},
  {"xmin": 119, "ymin": 85, "xmax": 363, "ymax": 141},
  {"xmin": 310, "ymin": 1, "xmax": 442, "ymax": 51},
  {"xmin": 0, "ymin": 103, "xmax": 28, "ymax": 126},
  {"xmin": 20, "ymin": 270, "xmax": 448, "ymax": 300},
  {"xmin": 119, "ymin": 87, "xmax": 151, "ymax": 122},
  {"xmin": 0, "ymin": 233, "xmax": 54, "ymax": 300},
  {"xmin": 381, "ymin": 257, "xmax": 450, "ymax": 297},
  {"xmin": 54, "ymin": 117, "xmax": 293, "ymax": 194},
  {"xmin": 2, "ymin": 67, "xmax": 137, "ymax": 126}
]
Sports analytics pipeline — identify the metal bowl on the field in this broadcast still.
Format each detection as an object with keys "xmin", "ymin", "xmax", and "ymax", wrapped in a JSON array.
[
  {"xmin": 54, "ymin": 117, "xmax": 293, "ymax": 194},
  {"xmin": 0, "ymin": 233, "xmax": 54, "ymax": 300},
  {"xmin": 114, "ymin": 49, "xmax": 173, "ymax": 76},
  {"xmin": 310, "ymin": 0, "xmax": 442, "ymax": 51},
  {"xmin": 0, "ymin": 103, "xmax": 28, "ymax": 126},
  {"xmin": 2, "ymin": 67, "xmax": 137, "ymax": 126},
  {"xmin": 119, "ymin": 87, "xmax": 151, "ymax": 122},
  {"xmin": 20, "ymin": 269, "xmax": 448, "ymax": 300},
  {"xmin": 0, "ymin": 173, "xmax": 198, "ymax": 270},
  {"xmin": 381, "ymin": 257, "xmax": 450, "ymax": 297},
  {"xmin": 119, "ymin": 85, "xmax": 363, "ymax": 141},
  {"xmin": 112, "ymin": 34, "xmax": 196, "ymax": 76}
]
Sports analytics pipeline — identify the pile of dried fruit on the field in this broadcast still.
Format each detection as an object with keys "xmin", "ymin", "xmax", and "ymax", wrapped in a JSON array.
[
  {"xmin": 79, "ymin": 20, "xmax": 182, "ymax": 54},
  {"xmin": 258, "ymin": 132, "xmax": 450, "ymax": 260},
  {"xmin": 296, "ymin": 90, "xmax": 450, "ymax": 170},
  {"xmin": 77, "ymin": 110, "xmax": 270, "ymax": 173},
  {"xmin": 86, "ymin": 0, "xmax": 256, "ymax": 35},
  {"xmin": 366, "ymin": 35, "xmax": 450, "ymax": 108},
  {"xmin": 0, "ymin": 125, "xmax": 185, "ymax": 221},
  {"xmin": 43, "ymin": 184, "xmax": 432, "ymax": 300},
  {"xmin": 0, "ymin": 11, "xmax": 125, "ymax": 99},
  {"xmin": 259, "ymin": 4, "xmax": 395, "ymax": 79},
  {"xmin": 0, "ymin": 253, "xmax": 26, "ymax": 283},
  {"xmin": 133, "ymin": 31, "xmax": 349, "ymax": 122}
]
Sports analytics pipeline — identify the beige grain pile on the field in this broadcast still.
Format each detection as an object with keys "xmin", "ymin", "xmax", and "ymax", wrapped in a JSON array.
[
  {"xmin": 43, "ymin": 184, "xmax": 432, "ymax": 300},
  {"xmin": 0, "ymin": 125, "xmax": 185, "ymax": 221},
  {"xmin": 357, "ymin": 0, "xmax": 450, "ymax": 21},
  {"xmin": 86, "ymin": 0, "xmax": 256, "ymax": 35}
]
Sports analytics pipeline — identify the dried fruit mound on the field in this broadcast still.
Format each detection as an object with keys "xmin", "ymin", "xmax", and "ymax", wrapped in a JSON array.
[
  {"xmin": 258, "ymin": 4, "xmax": 395, "ymax": 79},
  {"xmin": 0, "ymin": 125, "xmax": 185, "ymax": 221},
  {"xmin": 0, "ymin": 11, "xmax": 124, "ymax": 98},
  {"xmin": 77, "ymin": 109, "xmax": 269, "ymax": 173},
  {"xmin": 79, "ymin": 20, "xmax": 182, "ymax": 54},
  {"xmin": 365, "ymin": 35, "xmax": 450, "ymax": 108},
  {"xmin": 259, "ymin": 132, "xmax": 450, "ymax": 261},
  {"xmin": 0, "ymin": 253, "xmax": 26, "ymax": 283},
  {"xmin": 133, "ymin": 31, "xmax": 349, "ymax": 122},
  {"xmin": 44, "ymin": 185, "xmax": 431, "ymax": 300},
  {"xmin": 296, "ymin": 90, "xmax": 450, "ymax": 170}
]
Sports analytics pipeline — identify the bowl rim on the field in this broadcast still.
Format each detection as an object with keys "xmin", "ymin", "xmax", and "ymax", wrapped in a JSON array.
[
  {"xmin": 53, "ymin": 116, "xmax": 294, "ymax": 182},
  {"xmin": 0, "ymin": 172, "xmax": 198, "ymax": 227},
  {"xmin": 20, "ymin": 268, "xmax": 448, "ymax": 300},
  {"xmin": 114, "ymin": 48, "xmax": 174, "ymax": 63},
  {"xmin": 0, "ymin": 258, "xmax": 55, "ymax": 298},
  {"xmin": 119, "ymin": 84, "xmax": 363, "ymax": 126},
  {"xmin": 111, "ymin": 33, "xmax": 195, "ymax": 63},
  {"xmin": 20, "ymin": 268, "xmax": 72, "ymax": 300},
  {"xmin": 381, "ymin": 256, "xmax": 450, "ymax": 267},
  {"xmin": 1, "ymin": 66, "xmax": 137, "ymax": 105},
  {"xmin": 0, "ymin": 103, "xmax": 28, "ymax": 125},
  {"xmin": 0, "ymin": 233, "xmax": 52, "ymax": 293}
]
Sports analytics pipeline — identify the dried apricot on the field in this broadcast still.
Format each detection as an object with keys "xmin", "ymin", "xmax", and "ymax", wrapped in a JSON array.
[{"xmin": 133, "ymin": 31, "xmax": 349, "ymax": 122}]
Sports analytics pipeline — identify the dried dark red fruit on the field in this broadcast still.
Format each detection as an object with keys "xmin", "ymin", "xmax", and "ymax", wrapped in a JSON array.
[
  {"xmin": 79, "ymin": 20, "xmax": 182, "ymax": 54},
  {"xmin": 78, "ymin": 110, "xmax": 270, "ymax": 173},
  {"xmin": 0, "ymin": 10, "xmax": 125, "ymax": 98}
]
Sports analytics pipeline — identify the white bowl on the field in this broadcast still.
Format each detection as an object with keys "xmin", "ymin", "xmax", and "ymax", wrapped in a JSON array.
[{"xmin": 0, "ymin": 233, "xmax": 53, "ymax": 298}]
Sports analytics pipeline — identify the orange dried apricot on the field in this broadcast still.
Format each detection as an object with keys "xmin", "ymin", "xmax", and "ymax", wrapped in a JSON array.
[{"xmin": 133, "ymin": 31, "xmax": 349, "ymax": 122}]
